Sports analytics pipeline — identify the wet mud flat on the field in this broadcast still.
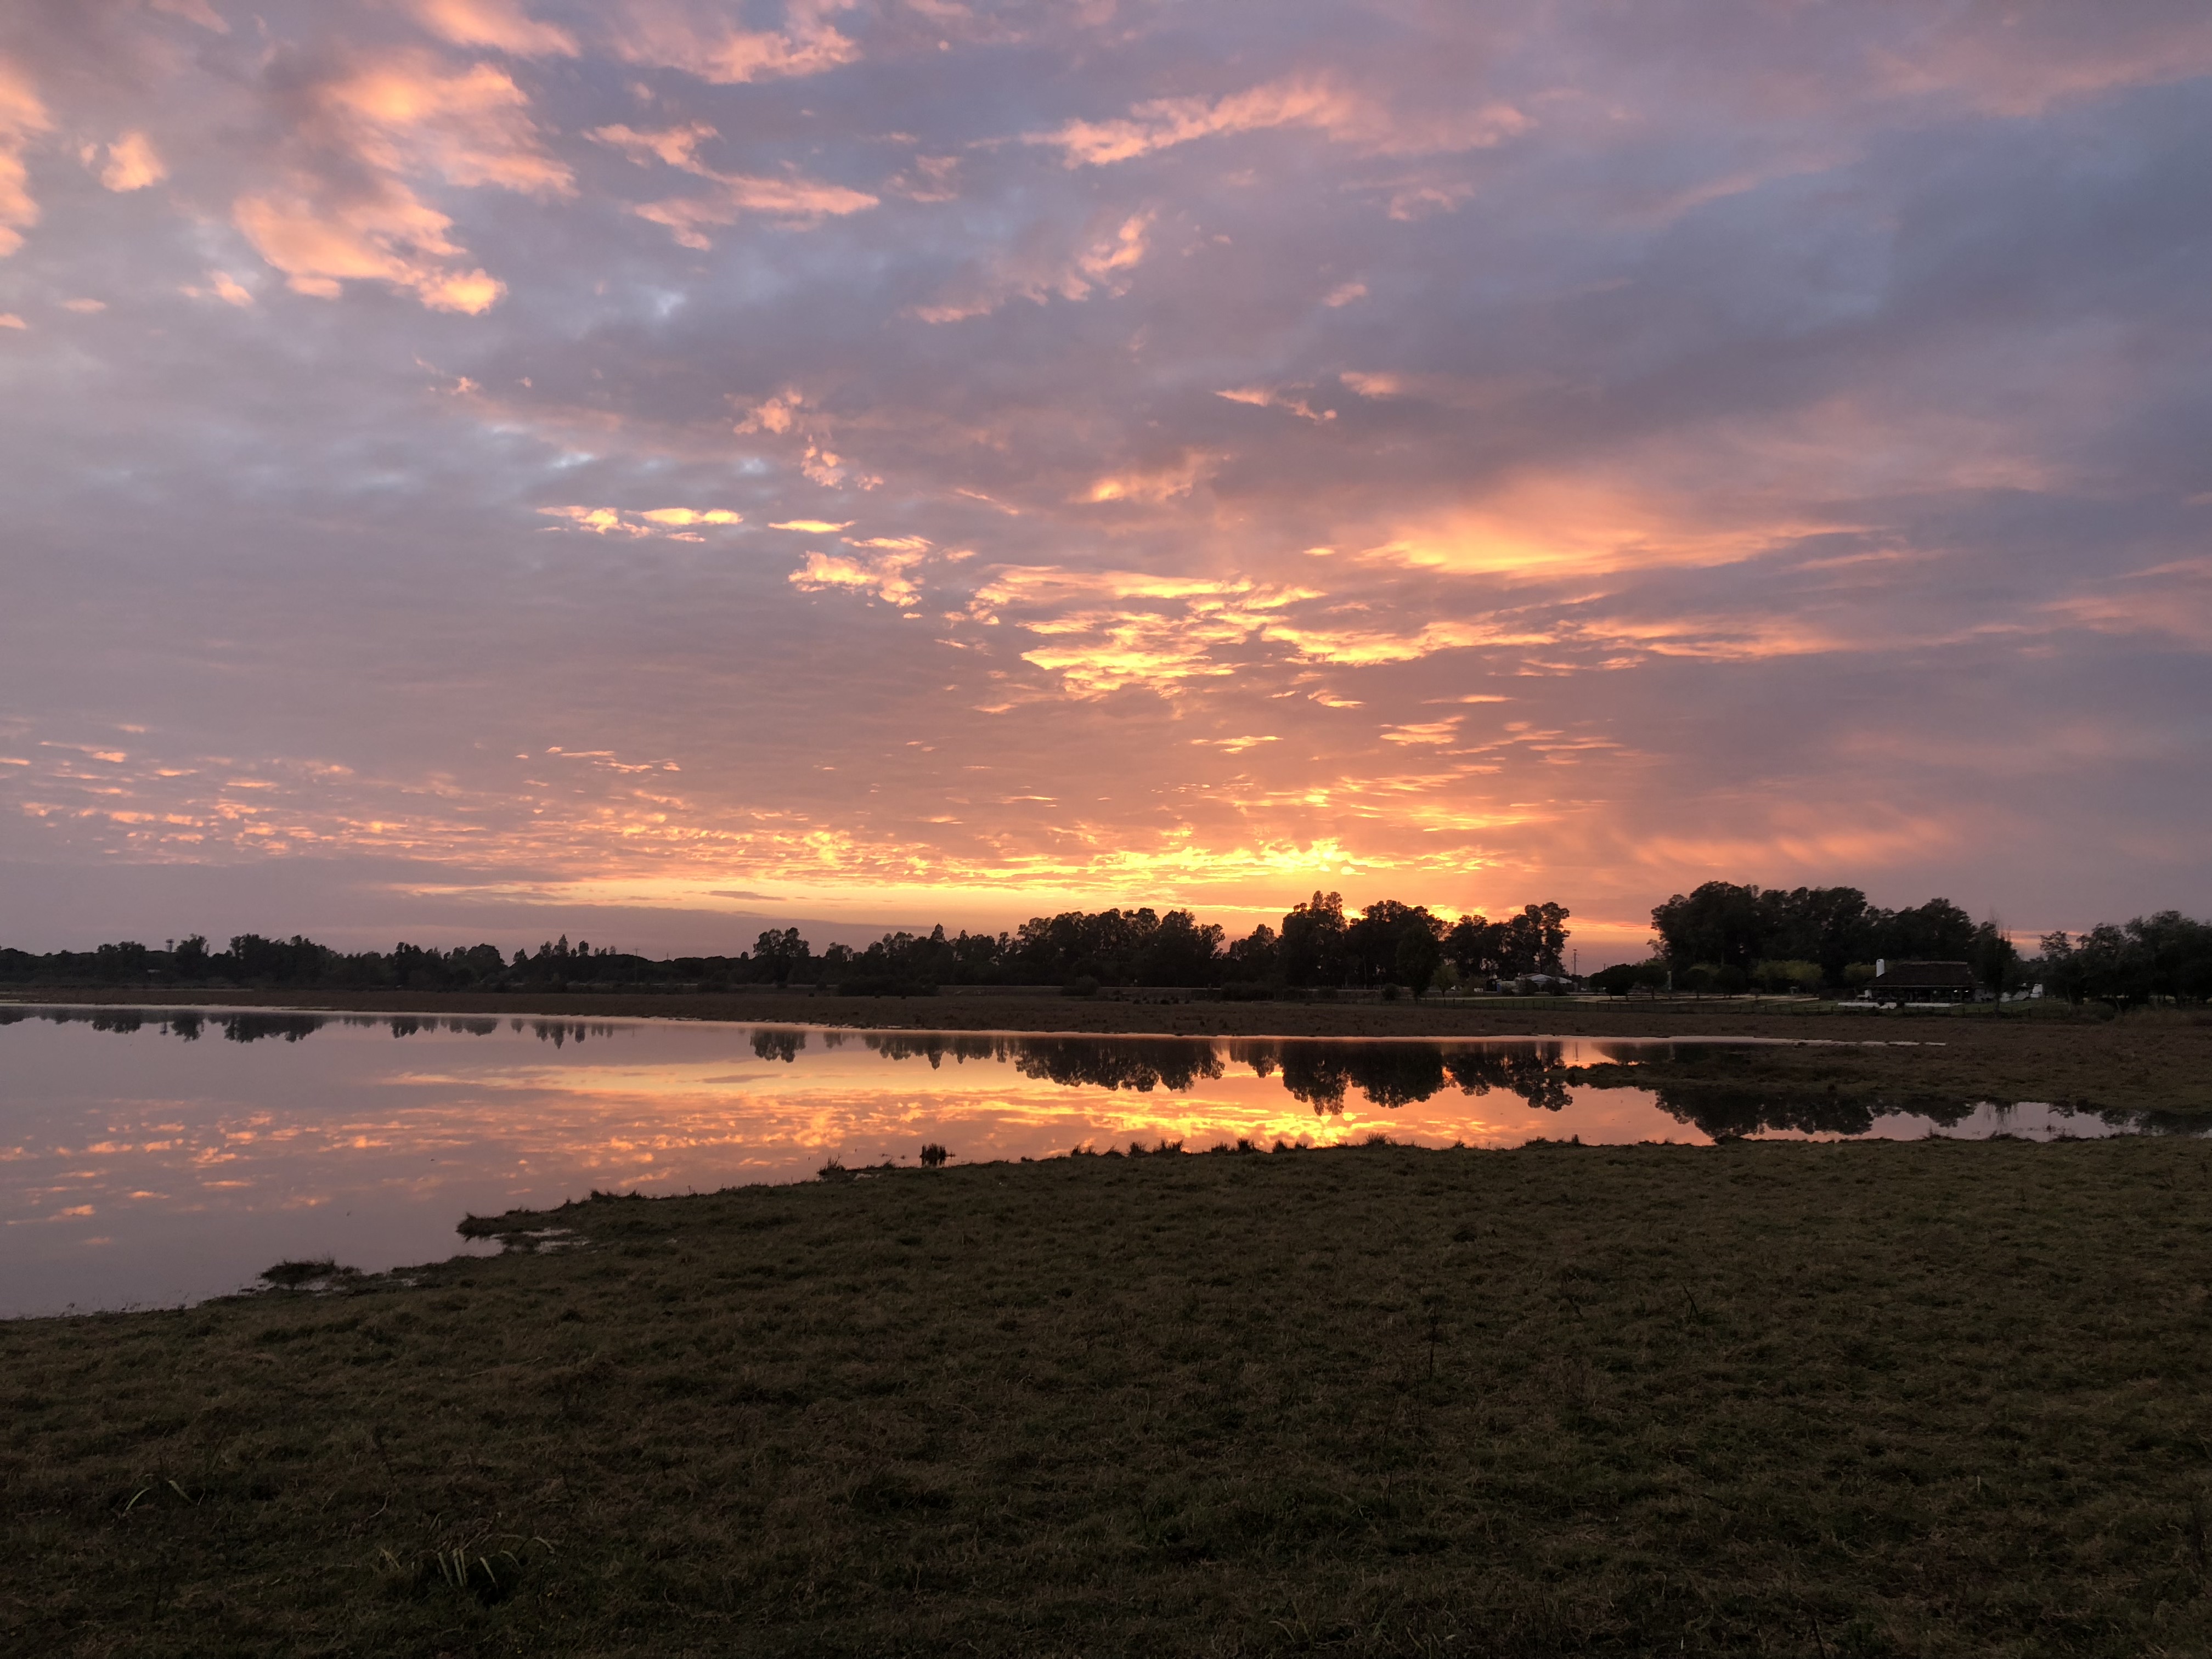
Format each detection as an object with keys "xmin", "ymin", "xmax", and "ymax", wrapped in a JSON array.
[{"xmin": 8, "ymin": 1136, "xmax": 2212, "ymax": 1657}]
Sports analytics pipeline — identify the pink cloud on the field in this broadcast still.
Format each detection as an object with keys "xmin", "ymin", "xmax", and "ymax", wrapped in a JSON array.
[{"xmin": 0, "ymin": 58, "xmax": 51, "ymax": 258}]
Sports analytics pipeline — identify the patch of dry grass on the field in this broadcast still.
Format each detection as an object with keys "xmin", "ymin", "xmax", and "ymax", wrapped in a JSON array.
[{"xmin": 8, "ymin": 1139, "xmax": 2212, "ymax": 1656}]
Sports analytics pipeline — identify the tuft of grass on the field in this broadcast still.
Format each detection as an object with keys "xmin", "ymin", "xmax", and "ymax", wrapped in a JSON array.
[
  {"xmin": 256, "ymin": 1256, "xmax": 358, "ymax": 1288},
  {"xmin": 10, "ymin": 1139, "xmax": 2212, "ymax": 1656}
]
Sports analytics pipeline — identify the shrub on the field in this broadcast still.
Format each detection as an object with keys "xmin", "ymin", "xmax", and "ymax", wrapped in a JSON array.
[
  {"xmin": 1752, "ymin": 959, "xmax": 1824, "ymax": 994},
  {"xmin": 1589, "ymin": 963, "xmax": 1635, "ymax": 996},
  {"xmin": 260, "ymin": 1256, "xmax": 357, "ymax": 1287}
]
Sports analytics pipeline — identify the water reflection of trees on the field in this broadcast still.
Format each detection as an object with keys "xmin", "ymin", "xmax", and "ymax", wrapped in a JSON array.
[
  {"xmin": 0, "ymin": 1006, "xmax": 584, "ymax": 1043},
  {"xmin": 751, "ymin": 1028, "xmax": 806, "ymax": 1063},
  {"xmin": 1242, "ymin": 1042, "xmax": 1575, "ymax": 1115},
  {"xmin": 861, "ymin": 1031, "xmax": 1228, "ymax": 1091},
  {"xmin": 857, "ymin": 1032, "xmax": 1577, "ymax": 1114},
  {"xmin": 1015, "ymin": 1037, "xmax": 1225, "ymax": 1093},
  {"xmin": 1642, "ymin": 1086, "xmax": 1984, "ymax": 1140}
]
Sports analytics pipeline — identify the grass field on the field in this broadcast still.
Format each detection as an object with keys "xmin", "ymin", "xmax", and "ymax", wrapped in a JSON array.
[{"xmin": 8, "ymin": 1137, "xmax": 2212, "ymax": 1656}]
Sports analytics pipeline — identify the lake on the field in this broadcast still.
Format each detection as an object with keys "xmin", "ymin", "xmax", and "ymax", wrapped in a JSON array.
[{"xmin": 0, "ymin": 1004, "xmax": 2177, "ymax": 1316}]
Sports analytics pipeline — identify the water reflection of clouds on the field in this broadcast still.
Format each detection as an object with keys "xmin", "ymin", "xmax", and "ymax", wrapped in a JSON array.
[{"xmin": 2, "ymin": 1006, "xmax": 2200, "ymax": 1314}]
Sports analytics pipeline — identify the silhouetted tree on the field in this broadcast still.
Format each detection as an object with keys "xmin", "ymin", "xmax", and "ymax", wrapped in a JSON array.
[
  {"xmin": 754, "ymin": 927, "xmax": 810, "ymax": 986},
  {"xmin": 1279, "ymin": 891, "xmax": 1348, "ymax": 987}
]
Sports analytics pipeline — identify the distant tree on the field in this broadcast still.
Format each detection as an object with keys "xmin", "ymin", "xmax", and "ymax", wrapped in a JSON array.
[
  {"xmin": 1968, "ymin": 918, "xmax": 2018, "ymax": 1001},
  {"xmin": 1224, "ymin": 922, "xmax": 1280, "ymax": 982},
  {"xmin": 1446, "ymin": 913, "xmax": 1504, "ymax": 980},
  {"xmin": 1498, "ymin": 902, "xmax": 1570, "ymax": 977},
  {"xmin": 1756, "ymin": 887, "xmax": 1873, "ymax": 982},
  {"xmin": 1655, "ymin": 883, "xmax": 1977, "ymax": 985},
  {"xmin": 1651, "ymin": 883, "xmax": 1764, "ymax": 972},
  {"xmin": 2128, "ymin": 911, "xmax": 2212, "ymax": 1002},
  {"xmin": 1876, "ymin": 898, "xmax": 1976, "ymax": 962},
  {"xmin": 1137, "ymin": 910, "xmax": 1226, "ymax": 985},
  {"xmin": 1279, "ymin": 891, "xmax": 1348, "ymax": 988},
  {"xmin": 754, "ymin": 927, "xmax": 810, "ymax": 986},
  {"xmin": 1345, "ymin": 900, "xmax": 1443, "ymax": 988},
  {"xmin": 1393, "ymin": 921, "xmax": 1443, "ymax": 998}
]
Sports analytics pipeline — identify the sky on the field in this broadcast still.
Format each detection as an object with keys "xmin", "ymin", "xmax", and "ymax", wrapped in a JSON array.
[{"xmin": 1, "ymin": 0, "xmax": 2208, "ymax": 963}]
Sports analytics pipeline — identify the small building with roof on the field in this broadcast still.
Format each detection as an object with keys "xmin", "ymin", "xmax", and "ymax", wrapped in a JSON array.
[{"xmin": 1866, "ymin": 959, "xmax": 1978, "ymax": 1005}]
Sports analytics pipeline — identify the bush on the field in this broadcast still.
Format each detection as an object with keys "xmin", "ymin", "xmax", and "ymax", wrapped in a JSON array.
[
  {"xmin": 1683, "ymin": 963, "xmax": 1748, "ymax": 995},
  {"xmin": 1062, "ymin": 975, "xmax": 1099, "ymax": 998},
  {"xmin": 1215, "ymin": 981, "xmax": 1276, "ymax": 1001},
  {"xmin": 837, "ymin": 976, "xmax": 938, "ymax": 998},
  {"xmin": 260, "ymin": 1256, "xmax": 357, "ymax": 1287},
  {"xmin": 1752, "ymin": 959, "xmax": 1824, "ymax": 994},
  {"xmin": 1589, "ymin": 963, "xmax": 1641, "ymax": 996}
]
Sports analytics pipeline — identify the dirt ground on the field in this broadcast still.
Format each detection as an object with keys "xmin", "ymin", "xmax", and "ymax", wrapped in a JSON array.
[{"xmin": 8, "ymin": 986, "xmax": 2210, "ymax": 1112}]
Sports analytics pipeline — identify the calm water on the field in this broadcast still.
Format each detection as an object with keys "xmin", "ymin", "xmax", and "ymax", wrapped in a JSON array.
[{"xmin": 0, "ymin": 1005, "xmax": 2182, "ymax": 1317}]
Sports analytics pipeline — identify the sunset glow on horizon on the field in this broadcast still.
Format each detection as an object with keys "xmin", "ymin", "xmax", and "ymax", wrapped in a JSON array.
[{"xmin": 3, "ymin": 2, "xmax": 2208, "ymax": 955}]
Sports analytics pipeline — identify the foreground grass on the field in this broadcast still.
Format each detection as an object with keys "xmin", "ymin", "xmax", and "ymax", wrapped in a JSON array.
[{"xmin": 8, "ymin": 1142, "xmax": 2212, "ymax": 1657}]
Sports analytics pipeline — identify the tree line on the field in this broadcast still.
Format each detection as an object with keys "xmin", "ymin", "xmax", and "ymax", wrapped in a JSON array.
[
  {"xmin": 1613, "ymin": 879, "xmax": 2212, "ymax": 1005},
  {"xmin": 0, "ymin": 892, "xmax": 1573, "ymax": 998},
  {"xmin": 12, "ymin": 883, "xmax": 2201, "ymax": 1004}
]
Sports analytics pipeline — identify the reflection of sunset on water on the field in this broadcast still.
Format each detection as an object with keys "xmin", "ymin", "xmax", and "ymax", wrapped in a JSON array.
[{"xmin": 1, "ymin": 1007, "xmax": 2179, "ymax": 1316}]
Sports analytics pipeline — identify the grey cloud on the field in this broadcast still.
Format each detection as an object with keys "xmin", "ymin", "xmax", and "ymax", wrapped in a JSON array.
[{"xmin": 0, "ymin": 0, "xmax": 2206, "ymax": 950}]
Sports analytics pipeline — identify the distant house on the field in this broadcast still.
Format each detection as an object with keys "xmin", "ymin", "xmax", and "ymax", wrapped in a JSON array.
[{"xmin": 1866, "ymin": 959, "xmax": 1978, "ymax": 1005}]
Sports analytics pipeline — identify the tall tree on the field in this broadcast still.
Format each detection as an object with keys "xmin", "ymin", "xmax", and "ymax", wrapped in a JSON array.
[{"xmin": 1279, "ymin": 891, "xmax": 1348, "ymax": 987}]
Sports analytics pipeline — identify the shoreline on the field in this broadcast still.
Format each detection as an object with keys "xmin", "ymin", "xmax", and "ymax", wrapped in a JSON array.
[
  {"xmin": 0, "ymin": 981, "xmax": 1977, "ymax": 1036},
  {"xmin": 0, "ymin": 998, "xmax": 1948, "ymax": 1048}
]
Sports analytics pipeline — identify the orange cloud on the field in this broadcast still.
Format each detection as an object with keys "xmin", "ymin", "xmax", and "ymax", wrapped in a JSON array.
[
  {"xmin": 1216, "ymin": 384, "xmax": 1335, "ymax": 422},
  {"xmin": 588, "ymin": 120, "xmax": 719, "ymax": 169},
  {"xmin": 1031, "ymin": 75, "xmax": 1526, "ymax": 166},
  {"xmin": 403, "ymin": 0, "xmax": 580, "ymax": 58},
  {"xmin": 1380, "ymin": 719, "xmax": 1462, "ymax": 746},
  {"xmin": 789, "ymin": 545, "xmax": 927, "ymax": 607},
  {"xmin": 0, "ymin": 58, "xmax": 51, "ymax": 258},
  {"xmin": 2042, "ymin": 558, "xmax": 2212, "ymax": 649},
  {"xmin": 640, "ymin": 507, "xmax": 741, "ymax": 527},
  {"xmin": 236, "ymin": 182, "xmax": 503, "ymax": 311},
  {"xmin": 913, "ymin": 211, "xmax": 1152, "ymax": 324},
  {"xmin": 1363, "ymin": 472, "xmax": 1850, "ymax": 582},
  {"xmin": 632, "ymin": 174, "xmax": 878, "ymax": 248},
  {"xmin": 233, "ymin": 49, "xmax": 571, "ymax": 310},
  {"xmin": 539, "ymin": 505, "xmax": 740, "ymax": 540},
  {"xmin": 590, "ymin": 121, "xmax": 876, "ymax": 247},
  {"xmin": 321, "ymin": 54, "xmax": 573, "ymax": 197},
  {"xmin": 182, "ymin": 270, "xmax": 255, "ymax": 307},
  {"xmin": 96, "ymin": 131, "xmax": 167, "ymax": 193},
  {"xmin": 1081, "ymin": 449, "xmax": 1216, "ymax": 505}
]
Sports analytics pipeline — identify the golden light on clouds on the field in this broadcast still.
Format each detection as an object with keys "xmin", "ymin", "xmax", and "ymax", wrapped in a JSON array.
[{"xmin": 0, "ymin": 0, "xmax": 2204, "ymax": 952}]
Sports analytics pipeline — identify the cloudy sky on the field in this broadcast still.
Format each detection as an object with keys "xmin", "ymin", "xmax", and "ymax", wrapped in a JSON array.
[{"xmin": 1, "ymin": 0, "xmax": 2207, "ymax": 960}]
